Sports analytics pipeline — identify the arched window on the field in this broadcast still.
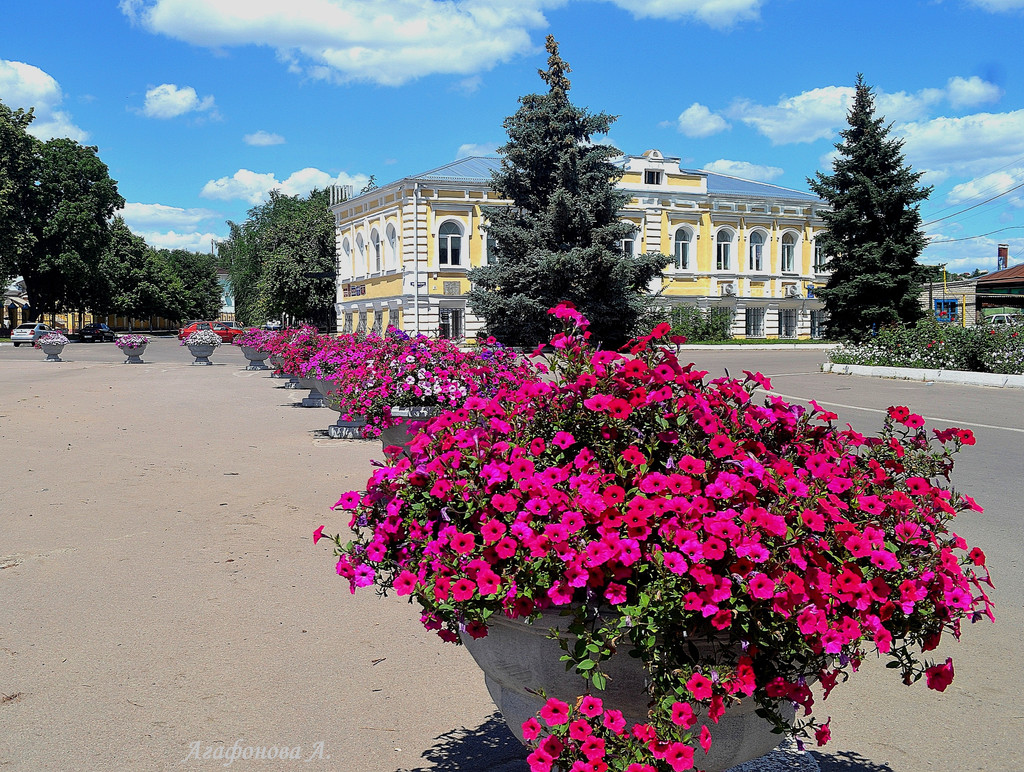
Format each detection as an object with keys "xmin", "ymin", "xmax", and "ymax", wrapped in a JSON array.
[
  {"xmin": 781, "ymin": 232, "xmax": 797, "ymax": 273},
  {"xmin": 386, "ymin": 223, "xmax": 398, "ymax": 269},
  {"xmin": 673, "ymin": 228, "xmax": 692, "ymax": 270},
  {"xmin": 748, "ymin": 230, "xmax": 765, "ymax": 272},
  {"xmin": 716, "ymin": 229, "xmax": 733, "ymax": 271},
  {"xmin": 371, "ymin": 229, "xmax": 382, "ymax": 273},
  {"xmin": 438, "ymin": 221, "xmax": 462, "ymax": 266},
  {"xmin": 355, "ymin": 233, "xmax": 365, "ymax": 273}
]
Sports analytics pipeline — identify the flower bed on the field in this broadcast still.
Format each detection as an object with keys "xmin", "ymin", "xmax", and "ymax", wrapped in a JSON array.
[
  {"xmin": 181, "ymin": 329, "xmax": 222, "ymax": 347},
  {"xmin": 830, "ymin": 320, "xmax": 1024, "ymax": 374},
  {"xmin": 319, "ymin": 304, "xmax": 993, "ymax": 772},
  {"xmin": 36, "ymin": 332, "xmax": 69, "ymax": 347},
  {"xmin": 115, "ymin": 334, "xmax": 149, "ymax": 349},
  {"xmin": 234, "ymin": 327, "xmax": 276, "ymax": 351}
]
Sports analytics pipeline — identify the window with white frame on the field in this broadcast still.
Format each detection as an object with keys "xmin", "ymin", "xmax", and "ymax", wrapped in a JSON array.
[
  {"xmin": 386, "ymin": 223, "xmax": 398, "ymax": 269},
  {"xmin": 438, "ymin": 221, "xmax": 462, "ymax": 266},
  {"xmin": 621, "ymin": 235, "xmax": 636, "ymax": 257},
  {"xmin": 484, "ymin": 231, "xmax": 498, "ymax": 264},
  {"xmin": 341, "ymin": 238, "xmax": 351, "ymax": 272},
  {"xmin": 355, "ymin": 234, "xmax": 365, "ymax": 273},
  {"xmin": 745, "ymin": 307, "xmax": 765, "ymax": 338},
  {"xmin": 371, "ymin": 229, "xmax": 382, "ymax": 273},
  {"xmin": 439, "ymin": 307, "xmax": 464, "ymax": 339},
  {"xmin": 644, "ymin": 170, "xmax": 663, "ymax": 185},
  {"xmin": 748, "ymin": 230, "xmax": 765, "ymax": 272},
  {"xmin": 716, "ymin": 229, "xmax": 733, "ymax": 271},
  {"xmin": 810, "ymin": 309, "xmax": 826, "ymax": 339},
  {"xmin": 781, "ymin": 232, "xmax": 797, "ymax": 273},
  {"xmin": 673, "ymin": 228, "xmax": 691, "ymax": 270}
]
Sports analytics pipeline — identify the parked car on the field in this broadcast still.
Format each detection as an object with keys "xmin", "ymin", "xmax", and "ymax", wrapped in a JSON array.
[
  {"xmin": 11, "ymin": 322, "xmax": 54, "ymax": 347},
  {"xmin": 215, "ymin": 321, "xmax": 244, "ymax": 342},
  {"xmin": 988, "ymin": 313, "xmax": 1023, "ymax": 326},
  {"xmin": 178, "ymin": 321, "xmax": 241, "ymax": 344},
  {"xmin": 79, "ymin": 323, "xmax": 116, "ymax": 342},
  {"xmin": 263, "ymin": 320, "xmax": 282, "ymax": 331}
]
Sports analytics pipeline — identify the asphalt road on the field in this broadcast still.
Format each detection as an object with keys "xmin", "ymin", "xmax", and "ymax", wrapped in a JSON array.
[{"xmin": 0, "ymin": 340, "xmax": 1020, "ymax": 771}]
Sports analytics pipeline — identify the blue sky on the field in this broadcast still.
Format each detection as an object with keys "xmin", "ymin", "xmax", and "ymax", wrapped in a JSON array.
[{"xmin": 2, "ymin": 0, "xmax": 1024, "ymax": 274}]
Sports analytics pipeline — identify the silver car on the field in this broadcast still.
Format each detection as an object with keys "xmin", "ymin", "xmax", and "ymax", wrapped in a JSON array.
[{"xmin": 11, "ymin": 322, "xmax": 54, "ymax": 347}]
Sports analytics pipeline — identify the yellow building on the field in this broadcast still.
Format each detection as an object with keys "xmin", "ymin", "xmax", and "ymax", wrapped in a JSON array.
[{"xmin": 329, "ymin": 150, "xmax": 831, "ymax": 340}]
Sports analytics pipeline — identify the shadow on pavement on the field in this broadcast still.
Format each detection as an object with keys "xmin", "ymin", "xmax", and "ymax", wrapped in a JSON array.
[
  {"xmin": 812, "ymin": 751, "xmax": 896, "ymax": 772},
  {"xmin": 395, "ymin": 713, "xmax": 528, "ymax": 772}
]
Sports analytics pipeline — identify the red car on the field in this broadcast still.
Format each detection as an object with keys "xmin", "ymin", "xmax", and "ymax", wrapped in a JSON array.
[{"xmin": 177, "ymin": 321, "xmax": 243, "ymax": 344}]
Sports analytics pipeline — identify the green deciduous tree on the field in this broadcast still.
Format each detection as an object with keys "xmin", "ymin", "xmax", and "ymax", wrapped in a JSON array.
[
  {"xmin": 25, "ymin": 137, "xmax": 125, "ymax": 317},
  {"xmin": 218, "ymin": 188, "xmax": 335, "ymax": 327},
  {"xmin": 157, "ymin": 248, "xmax": 223, "ymax": 322},
  {"xmin": 808, "ymin": 75, "xmax": 931, "ymax": 341},
  {"xmin": 97, "ymin": 217, "xmax": 174, "ymax": 325},
  {"xmin": 467, "ymin": 36, "xmax": 669, "ymax": 348},
  {"xmin": 0, "ymin": 101, "xmax": 38, "ymax": 289}
]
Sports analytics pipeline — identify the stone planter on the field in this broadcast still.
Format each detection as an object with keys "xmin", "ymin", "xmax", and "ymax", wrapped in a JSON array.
[
  {"xmin": 327, "ymin": 416, "xmax": 368, "ymax": 440},
  {"xmin": 298, "ymin": 377, "xmax": 326, "ymax": 408},
  {"xmin": 186, "ymin": 343, "xmax": 217, "ymax": 365},
  {"xmin": 121, "ymin": 343, "xmax": 147, "ymax": 364},
  {"xmin": 461, "ymin": 612, "xmax": 791, "ymax": 772},
  {"xmin": 269, "ymin": 354, "xmax": 290, "ymax": 378},
  {"xmin": 40, "ymin": 342, "xmax": 65, "ymax": 362},
  {"xmin": 240, "ymin": 345, "xmax": 270, "ymax": 371},
  {"xmin": 379, "ymin": 406, "xmax": 439, "ymax": 454}
]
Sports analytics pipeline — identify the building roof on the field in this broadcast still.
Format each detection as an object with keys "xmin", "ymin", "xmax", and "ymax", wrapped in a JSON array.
[
  {"xmin": 976, "ymin": 263, "xmax": 1024, "ymax": 286},
  {"xmin": 404, "ymin": 155, "xmax": 822, "ymax": 203}
]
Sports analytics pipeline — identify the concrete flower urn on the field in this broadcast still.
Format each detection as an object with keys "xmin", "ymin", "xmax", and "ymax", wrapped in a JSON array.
[
  {"xmin": 461, "ymin": 612, "xmax": 791, "ymax": 772},
  {"xmin": 187, "ymin": 343, "xmax": 216, "ymax": 365},
  {"xmin": 240, "ymin": 345, "xmax": 270, "ymax": 371},
  {"xmin": 40, "ymin": 342, "xmax": 65, "ymax": 362},
  {"xmin": 122, "ymin": 343, "xmax": 147, "ymax": 364},
  {"xmin": 379, "ymin": 406, "xmax": 439, "ymax": 454},
  {"xmin": 298, "ymin": 377, "xmax": 326, "ymax": 408},
  {"xmin": 269, "ymin": 354, "xmax": 290, "ymax": 379}
]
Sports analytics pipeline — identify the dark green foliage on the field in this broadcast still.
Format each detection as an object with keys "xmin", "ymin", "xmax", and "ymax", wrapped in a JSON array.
[
  {"xmin": 156, "ymin": 248, "xmax": 223, "ymax": 322},
  {"xmin": 97, "ymin": 217, "xmax": 173, "ymax": 322},
  {"xmin": 468, "ymin": 36, "xmax": 669, "ymax": 349},
  {"xmin": 218, "ymin": 189, "xmax": 335, "ymax": 327},
  {"xmin": 23, "ymin": 135, "xmax": 124, "ymax": 315},
  {"xmin": 808, "ymin": 75, "xmax": 931, "ymax": 342},
  {"xmin": 0, "ymin": 101, "xmax": 38, "ymax": 288}
]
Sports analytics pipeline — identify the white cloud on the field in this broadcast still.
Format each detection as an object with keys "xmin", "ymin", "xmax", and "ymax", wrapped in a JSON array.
[
  {"xmin": 900, "ymin": 109, "xmax": 1024, "ymax": 176},
  {"xmin": 702, "ymin": 159, "xmax": 783, "ymax": 182},
  {"xmin": 452, "ymin": 75, "xmax": 483, "ymax": 95},
  {"xmin": 601, "ymin": 0, "xmax": 762, "ymax": 27},
  {"xmin": 676, "ymin": 102, "xmax": 730, "ymax": 138},
  {"xmin": 944, "ymin": 169, "xmax": 1024, "ymax": 207},
  {"xmin": 965, "ymin": 0, "xmax": 1024, "ymax": 11},
  {"xmin": 456, "ymin": 142, "xmax": 499, "ymax": 158},
  {"xmin": 141, "ymin": 83, "xmax": 216, "ymax": 119},
  {"xmin": 0, "ymin": 59, "xmax": 88, "ymax": 141},
  {"xmin": 200, "ymin": 167, "xmax": 370, "ymax": 204},
  {"xmin": 730, "ymin": 86, "xmax": 852, "ymax": 145},
  {"xmin": 243, "ymin": 130, "xmax": 285, "ymax": 146},
  {"xmin": 122, "ymin": 0, "xmax": 552, "ymax": 86},
  {"xmin": 132, "ymin": 229, "xmax": 224, "ymax": 252},
  {"xmin": 946, "ymin": 76, "xmax": 1002, "ymax": 108},
  {"xmin": 120, "ymin": 202, "xmax": 221, "ymax": 230}
]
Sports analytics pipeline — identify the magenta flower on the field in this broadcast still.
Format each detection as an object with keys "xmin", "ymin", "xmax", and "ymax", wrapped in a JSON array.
[{"xmin": 539, "ymin": 698, "xmax": 570, "ymax": 726}]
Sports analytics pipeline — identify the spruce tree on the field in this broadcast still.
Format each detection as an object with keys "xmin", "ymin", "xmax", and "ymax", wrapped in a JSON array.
[
  {"xmin": 468, "ymin": 36, "xmax": 669, "ymax": 348},
  {"xmin": 808, "ymin": 75, "xmax": 931, "ymax": 341}
]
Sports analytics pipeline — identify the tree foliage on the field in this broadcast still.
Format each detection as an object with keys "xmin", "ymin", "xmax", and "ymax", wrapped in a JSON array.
[
  {"xmin": 97, "ymin": 217, "xmax": 171, "ymax": 321},
  {"xmin": 156, "ymin": 248, "xmax": 223, "ymax": 322},
  {"xmin": 808, "ymin": 75, "xmax": 931, "ymax": 342},
  {"xmin": 0, "ymin": 102, "xmax": 38, "ymax": 288},
  {"xmin": 218, "ymin": 188, "xmax": 335, "ymax": 327},
  {"xmin": 467, "ymin": 36, "xmax": 669, "ymax": 348}
]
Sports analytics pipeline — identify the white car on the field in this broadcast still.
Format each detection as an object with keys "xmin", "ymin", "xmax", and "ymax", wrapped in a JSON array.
[
  {"xmin": 988, "ymin": 314, "xmax": 1022, "ymax": 326},
  {"xmin": 11, "ymin": 322, "xmax": 54, "ymax": 347}
]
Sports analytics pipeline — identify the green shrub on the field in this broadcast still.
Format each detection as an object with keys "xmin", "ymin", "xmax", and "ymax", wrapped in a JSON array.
[{"xmin": 642, "ymin": 304, "xmax": 733, "ymax": 342}]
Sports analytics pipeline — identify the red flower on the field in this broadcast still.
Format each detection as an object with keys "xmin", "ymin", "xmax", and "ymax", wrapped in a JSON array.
[{"xmin": 925, "ymin": 658, "xmax": 955, "ymax": 691}]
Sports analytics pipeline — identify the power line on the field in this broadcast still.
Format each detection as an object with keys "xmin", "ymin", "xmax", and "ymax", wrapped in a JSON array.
[
  {"xmin": 923, "ymin": 179, "xmax": 1024, "ymax": 226},
  {"xmin": 926, "ymin": 226, "xmax": 1024, "ymax": 244}
]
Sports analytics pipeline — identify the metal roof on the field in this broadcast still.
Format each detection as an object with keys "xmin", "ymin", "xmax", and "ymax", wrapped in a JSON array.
[
  {"xmin": 395, "ymin": 155, "xmax": 821, "ymax": 202},
  {"xmin": 410, "ymin": 156, "xmax": 501, "ymax": 183},
  {"xmin": 977, "ymin": 263, "xmax": 1024, "ymax": 286}
]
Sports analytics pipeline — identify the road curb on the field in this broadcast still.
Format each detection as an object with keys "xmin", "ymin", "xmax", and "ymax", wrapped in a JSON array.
[{"xmin": 822, "ymin": 362, "xmax": 1024, "ymax": 389}]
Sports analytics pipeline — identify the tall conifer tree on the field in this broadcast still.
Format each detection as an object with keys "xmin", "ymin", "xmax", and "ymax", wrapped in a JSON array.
[
  {"xmin": 808, "ymin": 75, "xmax": 931, "ymax": 341},
  {"xmin": 468, "ymin": 36, "xmax": 669, "ymax": 348}
]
